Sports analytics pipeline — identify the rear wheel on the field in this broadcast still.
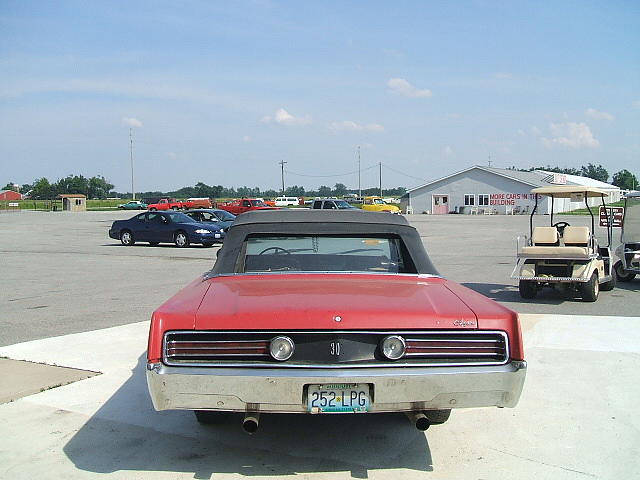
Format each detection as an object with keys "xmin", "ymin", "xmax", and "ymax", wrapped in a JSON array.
[
  {"xmin": 518, "ymin": 280, "xmax": 537, "ymax": 299},
  {"xmin": 424, "ymin": 409, "xmax": 451, "ymax": 425},
  {"xmin": 174, "ymin": 231, "xmax": 189, "ymax": 248},
  {"xmin": 172, "ymin": 206, "xmax": 179, "ymax": 211},
  {"xmin": 580, "ymin": 272, "xmax": 599, "ymax": 302},
  {"xmin": 149, "ymin": 208, "xmax": 156, "ymax": 211},
  {"xmin": 120, "ymin": 230, "xmax": 134, "ymax": 246},
  {"xmin": 194, "ymin": 410, "xmax": 228, "ymax": 424},
  {"xmin": 615, "ymin": 260, "xmax": 636, "ymax": 282}
]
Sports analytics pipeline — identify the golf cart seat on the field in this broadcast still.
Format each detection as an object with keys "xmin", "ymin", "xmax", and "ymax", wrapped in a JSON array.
[{"xmin": 519, "ymin": 226, "xmax": 592, "ymax": 258}]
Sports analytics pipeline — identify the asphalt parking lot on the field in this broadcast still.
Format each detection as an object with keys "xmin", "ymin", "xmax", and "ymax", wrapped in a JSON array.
[{"xmin": 0, "ymin": 210, "xmax": 638, "ymax": 479}]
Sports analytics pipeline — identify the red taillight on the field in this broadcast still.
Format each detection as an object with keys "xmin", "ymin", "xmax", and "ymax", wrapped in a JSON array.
[{"xmin": 166, "ymin": 340, "xmax": 269, "ymax": 358}]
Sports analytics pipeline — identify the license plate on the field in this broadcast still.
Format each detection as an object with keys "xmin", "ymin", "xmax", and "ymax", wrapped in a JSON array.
[{"xmin": 307, "ymin": 383, "xmax": 370, "ymax": 413}]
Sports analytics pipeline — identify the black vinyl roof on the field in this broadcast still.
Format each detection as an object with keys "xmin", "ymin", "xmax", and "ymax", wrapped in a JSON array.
[{"xmin": 233, "ymin": 209, "xmax": 409, "ymax": 226}]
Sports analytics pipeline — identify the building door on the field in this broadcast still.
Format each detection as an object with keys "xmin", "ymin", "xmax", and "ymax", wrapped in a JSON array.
[{"xmin": 432, "ymin": 195, "xmax": 449, "ymax": 215}]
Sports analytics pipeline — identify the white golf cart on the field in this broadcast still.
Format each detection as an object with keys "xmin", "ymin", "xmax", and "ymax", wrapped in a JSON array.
[
  {"xmin": 614, "ymin": 191, "xmax": 640, "ymax": 282},
  {"xmin": 512, "ymin": 185, "xmax": 615, "ymax": 302}
]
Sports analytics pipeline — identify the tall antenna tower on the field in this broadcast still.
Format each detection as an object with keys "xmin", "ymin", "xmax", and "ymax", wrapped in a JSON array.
[{"xmin": 129, "ymin": 128, "xmax": 135, "ymax": 200}]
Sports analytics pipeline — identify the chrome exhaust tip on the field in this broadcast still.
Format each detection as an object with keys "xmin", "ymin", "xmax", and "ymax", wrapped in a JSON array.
[
  {"xmin": 242, "ymin": 412, "xmax": 260, "ymax": 434},
  {"xmin": 405, "ymin": 411, "xmax": 431, "ymax": 431}
]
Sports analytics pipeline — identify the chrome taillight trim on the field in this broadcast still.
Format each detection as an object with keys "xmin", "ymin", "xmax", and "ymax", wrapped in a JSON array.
[{"xmin": 162, "ymin": 330, "xmax": 510, "ymax": 368}]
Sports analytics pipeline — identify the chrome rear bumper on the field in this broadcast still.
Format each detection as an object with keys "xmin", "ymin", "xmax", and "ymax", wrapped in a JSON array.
[{"xmin": 146, "ymin": 361, "xmax": 527, "ymax": 413}]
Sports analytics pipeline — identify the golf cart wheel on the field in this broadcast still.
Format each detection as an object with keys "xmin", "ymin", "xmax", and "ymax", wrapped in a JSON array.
[
  {"xmin": 580, "ymin": 272, "xmax": 599, "ymax": 302},
  {"xmin": 518, "ymin": 280, "xmax": 537, "ymax": 299},
  {"xmin": 614, "ymin": 260, "xmax": 636, "ymax": 282},
  {"xmin": 600, "ymin": 271, "xmax": 616, "ymax": 291}
]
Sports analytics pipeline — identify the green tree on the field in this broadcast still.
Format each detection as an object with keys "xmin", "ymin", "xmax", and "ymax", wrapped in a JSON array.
[
  {"xmin": 580, "ymin": 163, "xmax": 609, "ymax": 182},
  {"xmin": 317, "ymin": 185, "xmax": 332, "ymax": 197},
  {"xmin": 56, "ymin": 175, "xmax": 89, "ymax": 195},
  {"xmin": 612, "ymin": 170, "xmax": 638, "ymax": 190},
  {"xmin": 333, "ymin": 183, "xmax": 348, "ymax": 196},
  {"xmin": 285, "ymin": 185, "xmax": 305, "ymax": 196},
  {"xmin": 30, "ymin": 178, "xmax": 54, "ymax": 199},
  {"xmin": 2, "ymin": 182, "xmax": 19, "ymax": 192},
  {"xmin": 87, "ymin": 176, "xmax": 114, "ymax": 199}
]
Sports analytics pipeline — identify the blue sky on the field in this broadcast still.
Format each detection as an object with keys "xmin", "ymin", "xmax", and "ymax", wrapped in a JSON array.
[{"xmin": 1, "ymin": 1, "xmax": 638, "ymax": 193}]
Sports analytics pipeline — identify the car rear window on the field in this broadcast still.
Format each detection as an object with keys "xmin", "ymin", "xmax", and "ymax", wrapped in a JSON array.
[{"xmin": 242, "ymin": 235, "xmax": 414, "ymax": 273}]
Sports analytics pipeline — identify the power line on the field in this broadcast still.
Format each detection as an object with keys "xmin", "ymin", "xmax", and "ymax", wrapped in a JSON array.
[
  {"xmin": 284, "ymin": 164, "xmax": 377, "ymax": 178},
  {"xmin": 380, "ymin": 163, "xmax": 429, "ymax": 183}
]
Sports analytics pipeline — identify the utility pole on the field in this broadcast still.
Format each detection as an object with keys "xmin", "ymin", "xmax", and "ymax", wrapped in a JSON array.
[
  {"xmin": 357, "ymin": 146, "xmax": 361, "ymax": 199},
  {"xmin": 129, "ymin": 128, "xmax": 135, "ymax": 200},
  {"xmin": 279, "ymin": 160, "xmax": 287, "ymax": 195},
  {"xmin": 488, "ymin": 154, "xmax": 492, "ymax": 168},
  {"xmin": 379, "ymin": 161, "xmax": 382, "ymax": 197}
]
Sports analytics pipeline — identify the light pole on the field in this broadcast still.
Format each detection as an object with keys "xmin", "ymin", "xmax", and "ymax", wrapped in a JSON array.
[
  {"xmin": 129, "ymin": 128, "xmax": 135, "ymax": 200},
  {"xmin": 279, "ymin": 160, "xmax": 287, "ymax": 195},
  {"xmin": 357, "ymin": 146, "xmax": 361, "ymax": 199}
]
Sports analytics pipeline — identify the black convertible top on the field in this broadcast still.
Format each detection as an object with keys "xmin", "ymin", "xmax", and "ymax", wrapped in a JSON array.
[
  {"xmin": 209, "ymin": 210, "xmax": 439, "ymax": 275},
  {"xmin": 233, "ymin": 209, "xmax": 409, "ymax": 226}
]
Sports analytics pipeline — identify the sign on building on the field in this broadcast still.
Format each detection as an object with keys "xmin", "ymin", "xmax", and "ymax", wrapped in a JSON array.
[{"xmin": 599, "ymin": 206, "xmax": 624, "ymax": 228}]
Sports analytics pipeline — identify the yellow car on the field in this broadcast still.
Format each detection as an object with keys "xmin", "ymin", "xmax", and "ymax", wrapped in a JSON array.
[{"xmin": 360, "ymin": 196, "xmax": 401, "ymax": 214}]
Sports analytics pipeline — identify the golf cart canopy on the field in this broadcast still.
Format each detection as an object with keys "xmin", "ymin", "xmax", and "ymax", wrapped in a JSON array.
[{"xmin": 530, "ymin": 186, "xmax": 609, "ymax": 198}]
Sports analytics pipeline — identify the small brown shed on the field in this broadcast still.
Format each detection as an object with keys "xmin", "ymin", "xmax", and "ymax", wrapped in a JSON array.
[{"xmin": 58, "ymin": 194, "xmax": 87, "ymax": 212}]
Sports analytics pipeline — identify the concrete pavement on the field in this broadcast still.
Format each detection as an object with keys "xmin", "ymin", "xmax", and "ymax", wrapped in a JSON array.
[{"xmin": 1, "ymin": 313, "xmax": 638, "ymax": 479}]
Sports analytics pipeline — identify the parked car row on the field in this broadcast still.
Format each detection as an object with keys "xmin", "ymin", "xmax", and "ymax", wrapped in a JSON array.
[{"xmin": 109, "ymin": 209, "xmax": 235, "ymax": 248}]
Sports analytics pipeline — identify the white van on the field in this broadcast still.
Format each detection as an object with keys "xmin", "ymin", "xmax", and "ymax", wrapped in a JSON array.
[{"xmin": 275, "ymin": 196, "xmax": 299, "ymax": 207}]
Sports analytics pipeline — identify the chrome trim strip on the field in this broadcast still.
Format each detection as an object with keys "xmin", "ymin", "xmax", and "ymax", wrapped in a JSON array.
[
  {"xmin": 205, "ymin": 271, "xmax": 443, "ymax": 280},
  {"xmin": 511, "ymin": 275, "xmax": 590, "ymax": 282},
  {"xmin": 162, "ymin": 330, "xmax": 509, "ymax": 368}
]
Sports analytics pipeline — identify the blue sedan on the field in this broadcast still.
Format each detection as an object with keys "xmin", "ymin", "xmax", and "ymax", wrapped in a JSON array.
[
  {"xmin": 109, "ymin": 211, "xmax": 224, "ymax": 247},
  {"xmin": 183, "ymin": 208, "xmax": 236, "ymax": 231}
]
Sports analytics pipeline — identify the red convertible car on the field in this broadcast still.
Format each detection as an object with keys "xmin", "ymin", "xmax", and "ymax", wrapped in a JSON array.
[{"xmin": 146, "ymin": 211, "xmax": 526, "ymax": 433}]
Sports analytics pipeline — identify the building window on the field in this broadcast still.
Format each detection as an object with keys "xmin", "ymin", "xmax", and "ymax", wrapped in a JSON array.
[
  {"xmin": 478, "ymin": 194, "xmax": 489, "ymax": 206},
  {"xmin": 75, "ymin": 199, "xmax": 82, "ymax": 206},
  {"xmin": 464, "ymin": 194, "xmax": 475, "ymax": 206}
]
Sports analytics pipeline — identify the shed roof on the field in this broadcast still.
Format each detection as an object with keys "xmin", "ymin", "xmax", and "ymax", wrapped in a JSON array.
[{"xmin": 58, "ymin": 194, "xmax": 86, "ymax": 198}]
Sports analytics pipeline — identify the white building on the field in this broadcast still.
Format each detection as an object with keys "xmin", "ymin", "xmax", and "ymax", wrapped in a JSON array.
[{"xmin": 401, "ymin": 166, "xmax": 621, "ymax": 215}]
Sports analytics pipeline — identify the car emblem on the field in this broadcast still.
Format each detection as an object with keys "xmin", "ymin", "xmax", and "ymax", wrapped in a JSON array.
[
  {"xmin": 453, "ymin": 319, "xmax": 475, "ymax": 327},
  {"xmin": 330, "ymin": 341, "xmax": 341, "ymax": 356}
]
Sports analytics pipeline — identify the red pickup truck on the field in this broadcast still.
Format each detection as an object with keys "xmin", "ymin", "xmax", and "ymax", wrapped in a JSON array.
[
  {"xmin": 217, "ymin": 198, "xmax": 280, "ymax": 215},
  {"xmin": 147, "ymin": 198, "xmax": 212, "ymax": 211}
]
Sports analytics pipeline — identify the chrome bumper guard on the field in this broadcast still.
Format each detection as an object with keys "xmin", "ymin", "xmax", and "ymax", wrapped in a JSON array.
[{"xmin": 146, "ymin": 361, "xmax": 527, "ymax": 413}]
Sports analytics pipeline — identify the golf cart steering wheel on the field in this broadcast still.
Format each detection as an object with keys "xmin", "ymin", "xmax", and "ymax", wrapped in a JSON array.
[
  {"xmin": 552, "ymin": 221, "xmax": 571, "ymax": 235},
  {"xmin": 258, "ymin": 246, "xmax": 291, "ymax": 255}
]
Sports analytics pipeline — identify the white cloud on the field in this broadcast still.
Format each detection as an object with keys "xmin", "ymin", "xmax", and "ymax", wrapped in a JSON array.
[
  {"xmin": 492, "ymin": 72, "xmax": 513, "ymax": 79},
  {"xmin": 166, "ymin": 152, "xmax": 177, "ymax": 159},
  {"xmin": 517, "ymin": 129, "xmax": 526, "ymax": 136},
  {"xmin": 387, "ymin": 78, "xmax": 432, "ymax": 98},
  {"xmin": 443, "ymin": 146, "xmax": 454, "ymax": 157},
  {"xmin": 633, "ymin": 100, "xmax": 640, "ymax": 109},
  {"xmin": 242, "ymin": 135, "xmax": 251, "ymax": 142},
  {"xmin": 122, "ymin": 117, "xmax": 143, "ymax": 128},
  {"xmin": 261, "ymin": 108, "xmax": 311, "ymax": 126},
  {"xmin": 530, "ymin": 126, "xmax": 542, "ymax": 136},
  {"xmin": 543, "ymin": 122, "xmax": 600, "ymax": 149},
  {"xmin": 585, "ymin": 108, "xmax": 614, "ymax": 121},
  {"xmin": 329, "ymin": 120, "xmax": 384, "ymax": 132}
]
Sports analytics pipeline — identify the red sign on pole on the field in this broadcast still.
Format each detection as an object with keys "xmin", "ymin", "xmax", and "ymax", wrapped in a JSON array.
[{"xmin": 599, "ymin": 206, "xmax": 624, "ymax": 228}]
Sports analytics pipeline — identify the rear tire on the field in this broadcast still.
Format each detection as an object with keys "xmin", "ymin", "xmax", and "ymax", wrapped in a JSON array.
[
  {"xmin": 580, "ymin": 272, "xmax": 599, "ymax": 302},
  {"xmin": 615, "ymin": 260, "xmax": 636, "ymax": 282},
  {"xmin": 194, "ymin": 410, "xmax": 228, "ymax": 425},
  {"xmin": 424, "ymin": 409, "xmax": 451, "ymax": 425},
  {"xmin": 518, "ymin": 280, "xmax": 537, "ymax": 299},
  {"xmin": 174, "ymin": 231, "xmax": 189, "ymax": 248},
  {"xmin": 120, "ymin": 230, "xmax": 134, "ymax": 246},
  {"xmin": 172, "ymin": 206, "xmax": 179, "ymax": 211}
]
